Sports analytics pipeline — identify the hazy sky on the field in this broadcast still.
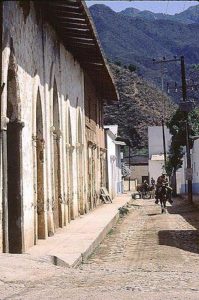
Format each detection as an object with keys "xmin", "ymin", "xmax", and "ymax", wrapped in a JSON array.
[{"xmin": 86, "ymin": 1, "xmax": 199, "ymax": 15}]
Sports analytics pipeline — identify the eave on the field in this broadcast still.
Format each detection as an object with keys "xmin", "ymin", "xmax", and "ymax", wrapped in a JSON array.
[{"xmin": 38, "ymin": 0, "xmax": 119, "ymax": 102}]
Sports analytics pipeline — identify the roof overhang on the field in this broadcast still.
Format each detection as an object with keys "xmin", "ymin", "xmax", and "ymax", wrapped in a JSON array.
[
  {"xmin": 38, "ymin": 0, "xmax": 119, "ymax": 102},
  {"xmin": 150, "ymin": 154, "xmax": 165, "ymax": 161},
  {"xmin": 113, "ymin": 141, "xmax": 126, "ymax": 146}
]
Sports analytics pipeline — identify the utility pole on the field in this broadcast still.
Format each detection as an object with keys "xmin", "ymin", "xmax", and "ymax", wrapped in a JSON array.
[
  {"xmin": 160, "ymin": 63, "xmax": 167, "ymax": 169},
  {"xmin": 128, "ymin": 144, "xmax": 131, "ymax": 191},
  {"xmin": 153, "ymin": 58, "xmax": 167, "ymax": 171},
  {"xmin": 162, "ymin": 118, "xmax": 167, "ymax": 168},
  {"xmin": 153, "ymin": 56, "xmax": 193, "ymax": 203},
  {"xmin": 180, "ymin": 56, "xmax": 193, "ymax": 203}
]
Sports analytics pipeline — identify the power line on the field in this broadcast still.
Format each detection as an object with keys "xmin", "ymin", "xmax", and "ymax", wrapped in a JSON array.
[{"xmin": 153, "ymin": 56, "xmax": 193, "ymax": 203}]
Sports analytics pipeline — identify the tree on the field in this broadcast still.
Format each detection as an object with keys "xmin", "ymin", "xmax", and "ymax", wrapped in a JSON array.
[
  {"xmin": 115, "ymin": 61, "xmax": 121, "ymax": 66},
  {"xmin": 128, "ymin": 64, "xmax": 137, "ymax": 72},
  {"xmin": 166, "ymin": 107, "xmax": 199, "ymax": 176}
]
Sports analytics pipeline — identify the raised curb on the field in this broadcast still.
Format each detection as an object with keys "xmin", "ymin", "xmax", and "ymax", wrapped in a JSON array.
[
  {"xmin": 77, "ymin": 212, "xmax": 120, "ymax": 267},
  {"xmin": 50, "ymin": 209, "xmax": 121, "ymax": 268},
  {"xmin": 27, "ymin": 194, "xmax": 130, "ymax": 268}
]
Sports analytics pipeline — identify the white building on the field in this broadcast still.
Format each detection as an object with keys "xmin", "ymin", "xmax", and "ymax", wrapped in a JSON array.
[
  {"xmin": 191, "ymin": 139, "xmax": 199, "ymax": 193},
  {"xmin": 177, "ymin": 139, "xmax": 199, "ymax": 195},
  {"xmin": 104, "ymin": 125, "xmax": 125, "ymax": 199},
  {"xmin": 0, "ymin": 1, "xmax": 118, "ymax": 253},
  {"xmin": 176, "ymin": 153, "xmax": 186, "ymax": 194},
  {"xmin": 148, "ymin": 126, "xmax": 172, "ymax": 182},
  {"xmin": 148, "ymin": 154, "xmax": 165, "ymax": 182}
]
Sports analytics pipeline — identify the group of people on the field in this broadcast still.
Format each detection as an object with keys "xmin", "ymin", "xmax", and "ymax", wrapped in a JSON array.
[
  {"xmin": 154, "ymin": 173, "xmax": 173, "ymax": 204},
  {"xmin": 142, "ymin": 173, "xmax": 173, "ymax": 204}
]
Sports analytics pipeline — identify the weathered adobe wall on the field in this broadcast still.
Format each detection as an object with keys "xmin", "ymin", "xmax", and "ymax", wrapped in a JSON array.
[
  {"xmin": 84, "ymin": 72, "xmax": 106, "ymax": 206},
  {"xmin": 1, "ymin": 1, "xmax": 85, "ymax": 251},
  {"xmin": 130, "ymin": 165, "xmax": 149, "ymax": 183},
  {"xmin": 84, "ymin": 72, "xmax": 104, "ymax": 148}
]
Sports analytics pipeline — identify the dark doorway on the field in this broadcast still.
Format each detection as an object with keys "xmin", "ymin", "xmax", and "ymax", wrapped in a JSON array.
[
  {"xmin": 53, "ymin": 80, "xmax": 62, "ymax": 228},
  {"xmin": 77, "ymin": 111, "xmax": 84, "ymax": 214},
  {"xmin": 68, "ymin": 111, "xmax": 74, "ymax": 220},
  {"xmin": 142, "ymin": 176, "xmax": 149, "ymax": 184},
  {"xmin": 7, "ymin": 56, "xmax": 23, "ymax": 253}
]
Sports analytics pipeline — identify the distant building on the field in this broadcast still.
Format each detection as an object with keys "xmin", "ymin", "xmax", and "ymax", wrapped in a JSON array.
[
  {"xmin": 176, "ymin": 152, "xmax": 186, "ymax": 194},
  {"xmin": 148, "ymin": 154, "xmax": 165, "ymax": 183},
  {"xmin": 104, "ymin": 125, "xmax": 125, "ymax": 199},
  {"xmin": 130, "ymin": 155, "xmax": 148, "ymax": 184},
  {"xmin": 191, "ymin": 139, "xmax": 199, "ymax": 193},
  {"xmin": 148, "ymin": 126, "xmax": 171, "ymax": 182},
  {"xmin": 177, "ymin": 139, "xmax": 199, "ymax": 195}
]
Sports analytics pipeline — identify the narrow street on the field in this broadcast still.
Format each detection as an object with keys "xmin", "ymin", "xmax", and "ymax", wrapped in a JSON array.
[
  {"xmin": 80, "ymin": 197, "xmax": 199, "ymax": 299},
  {"xmin": 1, "ymin": 197, "xmax": 199, "ymax": 299}
]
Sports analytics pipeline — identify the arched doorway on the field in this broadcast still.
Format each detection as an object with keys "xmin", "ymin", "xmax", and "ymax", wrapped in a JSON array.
[
  {"xmin": 77, "ymin": 111, "xmax": 84, "ymax": 214},
  {"xmin": 53, "ymin": 80, "xmax": 62, "ymax": 228},
  {"xmin": 68, "ymin": 110, "xmax": 74, "ymax": 220},
  {"xmin": 87, "ymin": 143, "xmax": 96, "ymax": 210},
  {"xmin": 6, "ymin": 53, "xmax": 24, "ymax": 253},
  {"xmin": 35, "ymin": 90, "xmax": 45, "ymax": 239}
]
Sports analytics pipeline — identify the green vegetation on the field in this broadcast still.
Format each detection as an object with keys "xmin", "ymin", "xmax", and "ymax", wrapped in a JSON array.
[
  {"xmin": 115, "ymin": 62, "xmax": 137, "ymax": 72},
  {"xmin": 133, "ymin": 148, "xmax": 148, "ymax": 156},
  {"xmin": 104, "ymin": 64, "xmax": 175, "ymax": 151},
  {"xmin": 191, "ymin": 64, "xmax": 199, "ymax": 71},
  {"xmin": 128, "ymin": 64, "xmax": 137, "ymax": 72},
  {"xmin": 115, "ymin": 61, "xmax": 121, "ymax": 66},
  {"xmin": 166, "ymin": 108, "xmax": 199, "ymax": 175}
]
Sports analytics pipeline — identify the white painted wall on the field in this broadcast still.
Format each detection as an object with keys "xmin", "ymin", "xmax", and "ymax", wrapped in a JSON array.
[
  {"xmin": 148, "ymin": 126, "xmax": 171, "ymax": 159},
  {"xmin": 130, "ymin": 165, "xmax": 148, "ymax": 184},
  {"xmin": 0, "ymin": 2, "xmax": 86, "ymax": 251},
  {"xmin": 176, "ymin": 157, "xmax": 186, "ymax": 194},
  {"xmin": 148, "ymin": 159, "xmax": 164, "ymax": 183},
  {"xmin": 148, "ymin": 126, "xmax": 172, "ymax": 184},
  {"xmin": 191, "ymin": 139, "xmax": 199, "ymax": 194},
  {"xmin": 105, "ymin": 126, "xmax": 123, "ymax": 199},
  {"xmin": 106, "ymin": 125, "xmax": 118, "ymax": 136}
]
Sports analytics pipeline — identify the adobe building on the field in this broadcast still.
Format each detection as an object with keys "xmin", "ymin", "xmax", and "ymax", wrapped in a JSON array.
[
  {"xmin": 104, "ymin": 125, "xmax": 126, "ymax": 199},
  {"xmin": 130, "ymin": 155, "xmax": 148, "ymax": 184},
  {"xmin": 148, "ymin": 126, "xmax": 171, "ymax": 182},
  {"xmin": 0, "ymin": 1, "xmax": 118, "ymax": 253}
]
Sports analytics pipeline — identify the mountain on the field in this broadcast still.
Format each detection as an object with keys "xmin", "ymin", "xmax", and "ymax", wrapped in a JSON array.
[
  {"xmin": 104, "ymin": 64, "xmax": 176, "ymax": 151},
  {"xmin": 89, "ymin": 4, "xmax": 199, "ymax": 101},
  {"xmin": 120, "ymin": 7, "xmax": 140, "ymax": 17},
  {"xmin": 174, "ymin": 5, "xmax": 199, "ymax": 24},
  {"xmin": 120, "ymin": 4, "xmax": 199, "ymax": 24}
]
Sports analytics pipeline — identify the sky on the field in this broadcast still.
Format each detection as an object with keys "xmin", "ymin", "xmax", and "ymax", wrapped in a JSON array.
[{"xmin": 86, "ymin": 1, "xmax": 199, "ymax": 15}]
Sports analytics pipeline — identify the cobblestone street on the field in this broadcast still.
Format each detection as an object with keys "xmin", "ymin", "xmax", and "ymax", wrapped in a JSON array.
[{"xmin": 1, "ymin": 197, "xmax": 199, "ymax": 299}]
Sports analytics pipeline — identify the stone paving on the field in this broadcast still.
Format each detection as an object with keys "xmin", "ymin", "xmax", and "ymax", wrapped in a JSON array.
[
  {"xmin": 1, "ymin": 197, "xmax": 199, "ymax": 299},
  {"xmin": 27, "ymin": 194, "xmax": 129, "ymax": 267}
]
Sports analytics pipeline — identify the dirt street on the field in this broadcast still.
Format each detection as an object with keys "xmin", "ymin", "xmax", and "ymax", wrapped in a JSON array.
[{"xmin": 1, "ymin": 197, "xmax": 199, "ymax": 300}]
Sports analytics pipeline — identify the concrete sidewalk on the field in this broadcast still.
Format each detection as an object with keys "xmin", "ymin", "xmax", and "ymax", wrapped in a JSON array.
[{"xmin": 27, "ymin": 193, "xmax": 130, "ymax": 267}]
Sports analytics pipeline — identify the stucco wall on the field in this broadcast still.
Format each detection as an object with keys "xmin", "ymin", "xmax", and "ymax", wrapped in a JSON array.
[
  {"xmin": 148, "ymin": 126, "xmax": 171, "ymax": 159},
  {"xmin": 84, "ymin": 73, "xmax": 106, "ymax": 209},
  {"xmin": 191, "ymin": 140, "xmax": 199, "ymax": 193},
  {"xmin": 106, "ymin": 128, "xmax": 123, "ymax": 198},
  {"xmin": 130, "ymin": 165, "xmax": 148, "ymax": 184},
  {"xmin": 1, "ymin": 2, "xmax": 86, "ymax": 251},
  {"xmin": 148, "ymin": 160, "xmax": 164, "ymax": 183}
]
